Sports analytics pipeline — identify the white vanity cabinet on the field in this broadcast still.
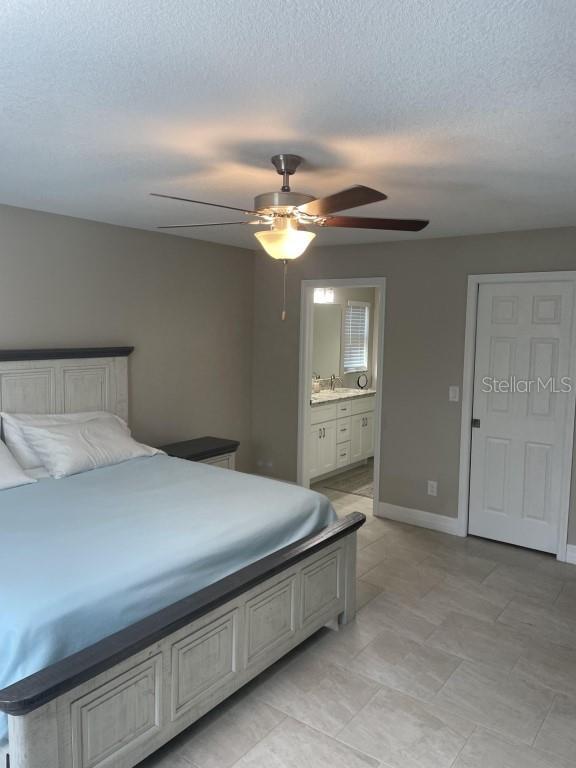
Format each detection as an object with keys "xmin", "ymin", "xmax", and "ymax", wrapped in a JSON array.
[
  {"xmin": 350, "ymin": 412, "xmax": 374, "ymax": 463},
  {"xmin": 309, "ymin": 420, "xmax": 337, "ymax": 477},
  {"xmin": 309, "ymin": 394, "xmax": 374, "ymax": 480}
]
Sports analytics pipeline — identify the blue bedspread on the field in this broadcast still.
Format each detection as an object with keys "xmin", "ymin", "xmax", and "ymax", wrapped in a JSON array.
[{"xmin": 0, "ymin": 456, "xmax": 335, "ymax": 743}]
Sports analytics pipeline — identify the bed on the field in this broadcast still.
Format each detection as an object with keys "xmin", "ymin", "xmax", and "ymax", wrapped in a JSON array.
[{"xmin": 0, "ymin": 348, "xmax": 363, "ymax": 768}]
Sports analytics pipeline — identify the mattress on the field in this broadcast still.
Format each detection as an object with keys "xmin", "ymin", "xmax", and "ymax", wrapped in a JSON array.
[{"xmin": 0, "ymin": 455, "xmax": 336, "ymax": 743}]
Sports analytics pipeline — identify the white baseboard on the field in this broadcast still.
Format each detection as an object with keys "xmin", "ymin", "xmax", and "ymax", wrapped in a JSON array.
[
  {"xmin": 377, "ymin": 502, "xmax": 465, "ymax": 537},
  {"xmin": 565, "ymin": 545, "xmax": 576, "ymax": 565}
]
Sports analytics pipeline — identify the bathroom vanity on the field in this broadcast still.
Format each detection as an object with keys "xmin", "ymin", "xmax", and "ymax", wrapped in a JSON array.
[{"xmin": 309, "ymin": 389, "xmax": 375, "ymax": 480}]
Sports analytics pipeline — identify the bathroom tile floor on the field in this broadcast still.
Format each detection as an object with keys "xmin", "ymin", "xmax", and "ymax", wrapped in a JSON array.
[
  {"xmin": 313, "ymin": 459, "xmax": 374, "ymax": 499},
  {"xmin": 142, "ymin": 488, "xmax": 576, "ymax": 768}
]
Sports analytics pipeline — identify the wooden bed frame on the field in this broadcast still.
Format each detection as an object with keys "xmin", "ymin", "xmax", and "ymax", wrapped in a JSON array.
[{"xmin": 0, "ymin": 348, "xmax": 364, "ymax": 768}]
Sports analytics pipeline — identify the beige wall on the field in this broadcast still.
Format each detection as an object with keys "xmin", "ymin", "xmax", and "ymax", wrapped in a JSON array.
[
  {"xmin": 251, "ymin": 227, "xmax": 576, "ymax": 543},
  {"xmin": 2, "ymin": 205, "xmax": 576, "ymax": 544},
  {"xmin": 0, "ymin": 204, "xmax": 255, "ymax": 469}
]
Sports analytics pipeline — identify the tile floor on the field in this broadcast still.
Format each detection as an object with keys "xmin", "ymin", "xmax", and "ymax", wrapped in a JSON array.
[
  {"xmin": 313, "ymin": 458, "xmax": 374, "ymax": 499},
  {"xmin": 143, "ymin": 488, "xmax": 576, "ymax": 768}
]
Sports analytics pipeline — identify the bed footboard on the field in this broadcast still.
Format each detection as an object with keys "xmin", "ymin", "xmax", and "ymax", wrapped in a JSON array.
[{"xmin": 0, "ymin": 512, "xmax": 364, "ymax": 768}]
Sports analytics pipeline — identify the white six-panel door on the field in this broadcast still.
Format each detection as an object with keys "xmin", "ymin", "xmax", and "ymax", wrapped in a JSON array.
[{"xmin": 469, "ymin": 281, "xmax": 575, "ymax": 552}]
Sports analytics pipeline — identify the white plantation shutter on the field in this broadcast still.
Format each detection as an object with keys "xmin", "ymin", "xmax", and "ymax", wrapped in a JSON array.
[{"xmin": 343, "ymin": 302, "xmax": 370, "ymax": 373}]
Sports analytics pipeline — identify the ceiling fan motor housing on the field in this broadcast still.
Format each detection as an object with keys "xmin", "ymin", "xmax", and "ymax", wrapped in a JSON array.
[{"xmin": 253, "ymin": 190, "xmax": 315, "ymax": 213}]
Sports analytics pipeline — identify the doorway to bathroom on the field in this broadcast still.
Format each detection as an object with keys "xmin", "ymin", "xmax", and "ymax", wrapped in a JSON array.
[{"xmin": 297, "ymin": 277, "xmax": 386, "ymax": 517}]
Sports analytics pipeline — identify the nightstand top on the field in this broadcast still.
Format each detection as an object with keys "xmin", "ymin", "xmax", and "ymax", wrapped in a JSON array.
[{"xmin": 160, "ymin": 436, "xmax": 240, "ymax": 462}]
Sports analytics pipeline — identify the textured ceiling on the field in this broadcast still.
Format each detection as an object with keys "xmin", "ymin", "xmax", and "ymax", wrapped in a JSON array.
[{"xmin": 1, "ymin": 0, "xmax": 575, "ymax": 250}]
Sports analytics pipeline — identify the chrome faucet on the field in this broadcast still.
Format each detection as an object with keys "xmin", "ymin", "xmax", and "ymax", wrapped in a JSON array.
[{"xmin": 330, "ymin": 374, "xmax": 343, "ymax": 391}]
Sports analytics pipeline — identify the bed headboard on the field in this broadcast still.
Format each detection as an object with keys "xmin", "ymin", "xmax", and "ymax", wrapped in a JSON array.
[{"xmin": 0, "ymin": 347, "xmax": 133, "ymax": 421}]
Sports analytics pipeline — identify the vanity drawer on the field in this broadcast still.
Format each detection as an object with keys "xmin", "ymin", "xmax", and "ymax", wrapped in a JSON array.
[
  {"xmin": 351, "ymin": 395, "xmax": 375, "ymax": 416},
  {"xmin": 336, "ymin": 417, "xmax": 351, "ymax": 443},
  {"xmin": 336, "ymin": 400, "xmax": 351, "ymax": 417},
  {"xmin": 336, "ymin": 441, "xmax": 351, "ymax": 467},
  {"xmin": 311, "ymin": 403, "xmax": 337, "ymax": 424}
]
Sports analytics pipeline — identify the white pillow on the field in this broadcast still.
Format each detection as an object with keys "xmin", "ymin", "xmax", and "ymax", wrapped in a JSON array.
[
  {"xmin": 0, "ymin": 440, "xmax": 36, "ymax": 490},
  {"xmin": 18, "ymin": 417, "xmax": 159, "ymax": 479},
  {"xmin": 1, "ymin": 411, "xmax": 129, "ymax": 472}
]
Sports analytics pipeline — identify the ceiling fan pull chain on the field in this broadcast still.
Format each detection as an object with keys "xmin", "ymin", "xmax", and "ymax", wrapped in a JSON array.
[{"xmin": 282, "ymin": 259, "xmax": 288, "ymax": 321}]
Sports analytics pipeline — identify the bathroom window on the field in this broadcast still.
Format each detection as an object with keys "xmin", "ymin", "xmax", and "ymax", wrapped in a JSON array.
[{"xmin": 343, "ymin": 301, "xmax": 370, "ymax": 373}]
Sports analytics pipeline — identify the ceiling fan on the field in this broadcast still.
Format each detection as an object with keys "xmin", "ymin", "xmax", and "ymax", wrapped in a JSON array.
[{"xmin": 152, "ymin": 154, "xmax": 429, "ymax": 318}]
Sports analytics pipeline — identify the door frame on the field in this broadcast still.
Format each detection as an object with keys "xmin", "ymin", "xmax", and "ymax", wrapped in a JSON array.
[
  {"xmin": 458, "ymin": 271, "xmax": 576, "ymax": 561},
  {"xmin": 297, "ymin": 277, "xmax": 386, "ymax": 517}
]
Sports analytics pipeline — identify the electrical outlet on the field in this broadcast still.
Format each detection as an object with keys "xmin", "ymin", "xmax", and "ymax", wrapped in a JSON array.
[{"xmin": 427, "ymin": 480, "xmax": 438, "ymax": 496}]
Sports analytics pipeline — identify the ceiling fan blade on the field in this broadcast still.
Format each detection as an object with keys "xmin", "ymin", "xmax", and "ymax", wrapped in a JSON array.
[
  {"xmin": 157, "ymin": 221, "xmax": 252, "ymax": 229},
  {"xmin": 298, "ymin": 185, "xmax": 387, "ymax": 216},
  {"xmin": 151, "ymin": 192, "xmax": 257, "ymax": 215},
  {"xmin": 321, "ymin": 216, "xmax": 429, "ymax": 231}
]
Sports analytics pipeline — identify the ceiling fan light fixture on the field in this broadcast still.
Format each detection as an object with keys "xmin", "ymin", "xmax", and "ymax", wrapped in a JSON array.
[{"xmin": 254, "ymin": 220, "xmax": 316, "ymax": 260}]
